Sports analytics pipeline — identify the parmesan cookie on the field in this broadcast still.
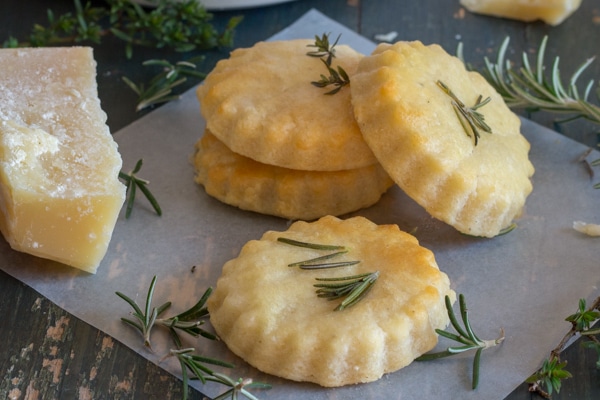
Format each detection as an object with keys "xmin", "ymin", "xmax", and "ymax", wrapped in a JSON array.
[
  {"xmin": 208, "ymin": 215, "xmax": 455, "ymax": 387},
  {"xmin": 197, "ymin": 39, "xmax": 377, "ymax": 171},
  {"xmin": 351, "ymin": 41, "xmax": 534, "ymax": 237},
  {"xmin": 193, "ymin": 132, "xmax": 393, "ymax": 220}
]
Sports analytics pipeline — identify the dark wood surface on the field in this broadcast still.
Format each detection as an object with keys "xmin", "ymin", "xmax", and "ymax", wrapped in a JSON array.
[{"xmin": 1, "ymin": 1, "xmax": 599, "ymax": 399}]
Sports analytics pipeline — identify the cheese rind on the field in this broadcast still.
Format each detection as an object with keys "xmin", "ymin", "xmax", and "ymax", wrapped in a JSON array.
[
  {"xmin": 0, "ymin": 47, "xmax": 125, "ymax": 273},
  {"xmin": 460, "ymin": 0, "xmax": 582, "ymax": 26}
]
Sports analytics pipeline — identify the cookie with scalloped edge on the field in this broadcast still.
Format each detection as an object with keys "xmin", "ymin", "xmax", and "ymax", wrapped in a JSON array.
[
  {"xmin": 351, "ymin": 41, "xmax": 534, "ymax": 237},
  {"xmin": 207, "ymin": 215, "xmax": 455, "ymax": 387},
  {"xmin": 197, "ymin": 39, "xmax": 377, "ymax": 171},
  {"xmin": 193, "ymin": 131, "xmax": 393, "ymax": 220}
]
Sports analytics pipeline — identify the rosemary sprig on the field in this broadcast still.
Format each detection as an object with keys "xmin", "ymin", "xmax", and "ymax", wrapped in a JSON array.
[
  {"xmin": 277, "ymin": 237, "xmax": 344, "ymax": 251},
  {"xmin": 314, "ymin": 271, "xmax": 379, "ymax": 311},
  {"xmin": 122, "ymin": 57, "xmax": 206, "ymax": 111},
  {"xmin": 209, "ymin": 373, "xmax": 272, "ymax": 400},
  {"xmin": 437, "ymin": 80, "xmax": 492, "ymax": 145},
  {"xmin": 3, "ymin": 0, "xmax": 242, "ymax": 58},
  {"xmin": 165, "ymin": 348, "xmax": 270, "ymax": 400},
  {"xmin": 115, "ymin": 275, "xmax": 214, "ymax": 350},
  {"xmin": 278, "ymin": 237, "xmax": 357, "ymax": 269},
  {"xmin": 118, "ymin": 276, "xmax": 271, "ymax": 400},
  {"xmin": 527, "ymin": 296, "xmax": 600, "ymax": 398},
  {"xmin": 477, "ymin": 36, "xmax": 600, "ymax": 127},
  {"xmin": 416, "ymin": 294, "xmax": 505, "ymax": 389},
  {"xmin": 278, "ymin": 237, "xmax": 375, "ymax": 310},
  {"xmin": 288, "ymin": 251, "xmax": 360, "ymax": 270},
  {"xmin": 306, "ymin": 33, "xmax": 350, "ymax": 95},
  {"xmin": 156, "ymin": 287, "xmax": 217, "ymax": 348},
  {"xmin": 119, "ymin": 158, "xmax": 162, "ymax": 219},
  {"xmin": 115, "ymin": 275, "xmax": 168, "ymax": 350}
]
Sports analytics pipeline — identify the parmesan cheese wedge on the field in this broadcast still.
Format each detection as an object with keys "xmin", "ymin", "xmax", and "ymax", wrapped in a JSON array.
[
  {"xmin": 0, "ymin": 47, "xmax": 126, "ymax": 273},
  {"xmin": 460, "ymin": 0, "xmax": 582, "ymax": 26}
]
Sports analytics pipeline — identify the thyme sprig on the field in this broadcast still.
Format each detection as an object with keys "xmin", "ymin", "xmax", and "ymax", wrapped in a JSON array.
[
  {"xmin": 315, "ymin": 271, "xmax": 379, "ymax": 311},
  {"xmin": 307, "ymin": 33, "xmax": 350, "ymax": 95},
  {"xmin": 117, "ymin": 276, "xmax": 271, "ymax": 400},
  {"xmin": 527, "ymin": 296, "xmax": 600, "ymax": 398},
  {"xmin": 3, "ymin": 0, "xmax": 242, "ymax": 58},
  {"xmin": 416, "ymin": 294, "xmax": 505, "ymax": 389},
  {"xmin": 306, "ymin": 32, "xmax": 340, "ymax": 65},
  {"xmin": 119, "ymin": 158, "xmax": 162, "ymax": 219},
  {"xmin": 476, "ymin": 36, "xmax": 600, "ymax": 127},
  {"xmin": 122, "ymin": 57, "xmax": 207, "ymax": 111},
  {"xmin": 437, "ymin": 80, "xmax": 492, "ymax": 145}
]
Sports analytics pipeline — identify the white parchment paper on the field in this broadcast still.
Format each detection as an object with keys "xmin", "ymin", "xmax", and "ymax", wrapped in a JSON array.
[{"xmin": 1, "ymin": 9, "xmax": 599, "ymax": 400}]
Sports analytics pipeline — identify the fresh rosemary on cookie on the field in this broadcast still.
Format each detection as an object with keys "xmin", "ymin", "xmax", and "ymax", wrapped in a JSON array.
[
  {"xmin": 277, "ymin": 237, "xmax": 344, "ymax": 251},
  {"xmin": 315, "ymin": 271, "xmax": 380, "ymax": 311},
  {"xmin": 307, "ymin": 33, "xmax": 350, "ymax": 95},
  {"xmin": 437, "ymin": 80, "xmax": 492, "ymax": 145},
  {"xmin": 278, "ymin": 237, "xmax": 376, "ymax": 310},
  {"xmin": 417, "ymin": 293, "xmax": 505, "ymax": 389}
]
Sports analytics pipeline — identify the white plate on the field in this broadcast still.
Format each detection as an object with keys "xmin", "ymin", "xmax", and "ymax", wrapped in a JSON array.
[{"xmin": 132, "ymin": 0, "xmax": 298, "ymax": 10}]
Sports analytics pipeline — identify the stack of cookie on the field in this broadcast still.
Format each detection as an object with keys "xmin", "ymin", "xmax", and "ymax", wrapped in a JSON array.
[
  {"xmin": 194, "ymin": 39, "xmax": 394, "ymax": 221},
  {"xmin": 195, "ymin": 37, "xmax": 534, "ymax": 238}
]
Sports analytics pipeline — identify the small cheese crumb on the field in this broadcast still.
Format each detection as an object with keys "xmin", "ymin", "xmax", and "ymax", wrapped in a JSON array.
[{"xmin": 573, "ymin": 221, "xmax": 600, "ymax": 237}]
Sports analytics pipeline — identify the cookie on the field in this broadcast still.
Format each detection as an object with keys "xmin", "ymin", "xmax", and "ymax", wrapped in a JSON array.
[
  {"xmin": 193, "ymin": 132, "xmax": 393, "ymax": 220},
  {"xmin": 351, "ymin": 41, "xmax": 534, "ymax": 237},
  {"xmin": 197, "ymin": 39, "xmax": 377, "ymax": 171},
  {"xmin": 208, "ymin": 215, "xmax": 455, "ymax": 387}
]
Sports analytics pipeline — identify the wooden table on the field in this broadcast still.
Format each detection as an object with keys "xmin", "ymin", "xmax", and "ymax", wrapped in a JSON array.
[{"xmin": 1, "ymin": 1, "xmax": 599, "ymax": 399}]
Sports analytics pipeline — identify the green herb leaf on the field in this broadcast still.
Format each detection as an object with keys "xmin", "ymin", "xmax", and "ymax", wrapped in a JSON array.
[
  {"xmin": 306, "ymin": 32, "xmax": 350, "ymax": 94},
  {"xmin": 416, "ymin": 294, "xmax": 504, "ymax": 389},
  {"xmin": 123, "ymin": 56, "xmax": 207, "ymax": 111},
  {"xmin": 472, "ymin": 36, "xmax": 600, "ymax": 127},
  {"xmin": 437, "ymin": 80, "xmax": 492, "ymax": 145},
  {"xmin": 4, "ymin": 0, "xmax": 242, "ymax": 57},
  {"xmin": 119, "ymin": 159, "xmax": 162, "ymax": 218},
  {"xmin": 314, "ymin": 271, "xmax": 379, "ymax": 311}
]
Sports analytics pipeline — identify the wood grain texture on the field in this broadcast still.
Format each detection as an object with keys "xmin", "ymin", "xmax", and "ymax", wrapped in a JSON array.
[{"xmin": 1, "ymin": 0, "xmax": 599, "ymax": 399}]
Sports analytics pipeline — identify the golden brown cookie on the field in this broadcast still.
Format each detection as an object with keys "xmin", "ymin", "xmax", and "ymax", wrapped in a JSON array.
[
  {"xmin": 196, "ymin": 39, "xmax": 377, "ymax": 171},
  {"xmin": 208, "ymin": 215, "xmax": 455, "ymax": 387},
  {"xmin": 351, "ymin": 41, "xmax": 534, "ymax": 237},
  {"xmin": 193, "ymin": 132, "xmax": 393, "ymax": 220}
]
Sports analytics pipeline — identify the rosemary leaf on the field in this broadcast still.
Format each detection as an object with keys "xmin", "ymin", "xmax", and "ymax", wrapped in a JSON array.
[
  {"xmin": 119, "ymin": 159, "xmax": 162, "ymax": 218},
  {"xmin": 475, "ymin": 36, "xmax": 600, "ymax": 126},
  {"xmin": 314, "ymin": 271, "xmax": 379, "ymax": 311},
  {"xmin": 277, "ymin": 237, "xmax": 344, "ymax": 251},
  {"xmin": 416, "ymin": 294, "xmax": 504, "ymax": 389},
  {"xmin": 437, "ymin": 80, "xmax": 492, "ymax": 145}
]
